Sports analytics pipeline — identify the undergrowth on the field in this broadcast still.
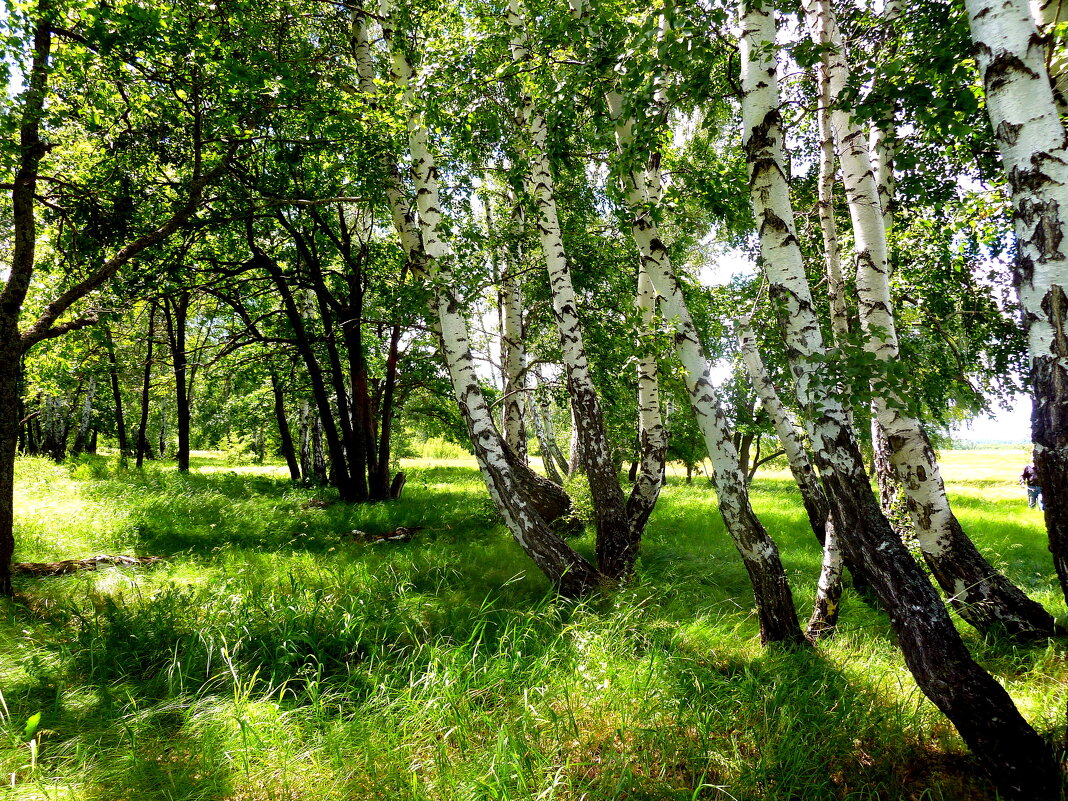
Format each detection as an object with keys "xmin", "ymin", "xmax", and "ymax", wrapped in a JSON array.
[{"xmin": 0, "ymin": 451, "xmax": 1063, "ymax": 800}]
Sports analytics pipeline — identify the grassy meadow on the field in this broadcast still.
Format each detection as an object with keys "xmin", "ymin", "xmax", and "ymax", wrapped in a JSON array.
[{"xmin": 0, "ymin": 447, "xmax": 1064, "ymax": 800}]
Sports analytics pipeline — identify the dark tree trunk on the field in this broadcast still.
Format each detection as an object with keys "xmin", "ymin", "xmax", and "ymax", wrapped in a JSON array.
[
  {"xmin": 0, "ymin": 336, "xmax": 22, "ymax": 597},
  {"xmin": 816, "ymin": 430, "xmax": 1060, "ymax": 799},
  {"xmin": 270, "ymin": 368, "xmax": 301, "ymax": 482},
  {"xmin": 104, "ymin": 328, "xmax": 129, "ymax": 466},
  {"xmin": 370, "ymin": 317, "xmax": 403, "ymax": 501},
  {"xmin": 1033, "ymin": 321, "xmax": 1068, "ymax": 607},
  {"xmin": 164, "ymin": 292, "xmax": 191, "ymax": 472},
  {"xmin": 255, "ymin": 246, "xmax": 356, "ymax": 500},
  {"xmin": 135, "ymin": 303, "xmax": 156, "ymax": 468},
  {"xmin": 157, "ymin": 406, "xmax": 167, "ymax": 459}
]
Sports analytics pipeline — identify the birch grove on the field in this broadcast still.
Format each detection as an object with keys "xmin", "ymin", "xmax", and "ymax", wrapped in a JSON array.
[
  {"xmin": 801, "ymin": 0, "xmax": 1057, "ymax": 639},
  {"xmin": 739, "ymin": 1, "xmax": 1060, "ymax": 792}
]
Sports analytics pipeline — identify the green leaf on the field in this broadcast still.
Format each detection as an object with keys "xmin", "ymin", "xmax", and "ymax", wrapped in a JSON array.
[{"xmin": 23, "ymin": 712, "xmax": 40, "ymax": 740}]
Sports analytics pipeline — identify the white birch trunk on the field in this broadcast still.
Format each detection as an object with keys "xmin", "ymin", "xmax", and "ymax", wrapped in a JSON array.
[
  {"xmin": 1030, "ymin": 0, "xmax": 1068, "ymax": 115},
  {"xmin": 605, "ymin": 90, "xmax": 804, "ymax": 645},
  {"xmin": 374, "ymin": 4, "xmax": 600, "ymax": 594},
  {"xmin": 626, "ymin": 264, "xmax": 668, "ymax": 531},
  {"xmin": 740, "ymin": 3, "xmax": 1061, "ymax": 792},
  {"xmin": 736, "ymin": 317, "xmax": 829, "ymax": 541},
  {"xmin": 485, "ymin": 181, "xmax": 528, "ymax": 461},
  {"xmin": 816, "ymin": 76, "xmax": 851, "ymax": 352},
  {"xmin": 804, "ymin": 0, "xmax": 1056, "ymax": 636},
  {"xmin": 506, "ymin": 0, "xmax": 638, "ymax": 578},
  {"xmin": 968, "ymin": 0, "xmax": 1068, "ymax": 609}
]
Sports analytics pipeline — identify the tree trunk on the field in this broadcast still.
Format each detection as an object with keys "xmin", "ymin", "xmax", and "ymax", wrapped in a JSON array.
[
  {"xmin": 530, "ymin": 393, "xmax": 564, "ymax": 484},
  {"xmin": 372, "ymin": 313, "xmax": 404, "ymax": 501},
  {"xmin": 605, "ymin": 91, "xmax": 804, "ymax": 646},
  {"xmin": 70, "ymin": 377, "xmax": 95, "ymax": 456},
  {"xmin": 626, "ymin": 264, "xmax": 668, "ymax": 532},
  {"xmin": 0, "ymin": 336, "xmax": 22, "ymax": 597},
  {"xmin": 492, "ymin": 184, "xmax": 529, "ymax": 462},
  {"xmin": 506, "ymin": 0, "xmax": 637, "ymax": 579},
  {"xmin": 741, "ymin": 3, "xmax": 1060, "ymax": 793},
  {"xmin": 736, "ymin": 318, "xmax": 831, "ymax": 543},
  {"xmin": 164, "ymin": 292, "xmax": 191, "ymax": 472},
  {"xmin": 270, "ymin": 368, "xmax": 301, "ymax": 482},
  {"xmin": 967, "ymin": 0, "xmax": 1068, "ymax": 614},
  {"xmin": 256, "ymin": 247, "xmax": 357, "ymax": 501},
  {"xmin": 805, "ymin": 0, "xmax": 1057, "ymax": 639},
  {"xmin": 135, "ymin": 303, "xmax": 156, "ymax": 468},
  {"xmin": 104, "ymin": 328, "xmax": 129, "ymax": 466}
]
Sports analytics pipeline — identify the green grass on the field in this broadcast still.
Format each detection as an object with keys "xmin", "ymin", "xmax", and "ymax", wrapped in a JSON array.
[{"xmin": 0, "ymin": 450, "xmax": 1063, "ymax": 800}]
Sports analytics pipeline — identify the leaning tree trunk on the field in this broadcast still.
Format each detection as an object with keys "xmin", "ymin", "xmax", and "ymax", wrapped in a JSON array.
[
  {"xmin": 270, "ymin": 368, "xmax": 301, "ymax": 483},
  {"xmin": 376, "ymin": 5, "xmax": 602, "ymax": 595},
  {"xmin": 736, "ymin": 317, "xmax": 841, "ymax": 636},
  {"xmin": 740, "ymin": 3, "xmax": 1060, "ymax": 794},
  {"xmin": 804, "ymin": 0, "xmax": 1057, "ymax": 639},
  {"xmin": 605, "ymin": 91, "xmax": 805, "ymax": 647},
  {"xmin": 736, "ymin": 318, "xmax": 829, "ymax": 542},
  {"xmin": 507, "ymin": 0, "xmax": 638, "ymax": 579},
  {"xmin": 967, "ymin": 0, "xmax": 1068, "ymax": 612}
]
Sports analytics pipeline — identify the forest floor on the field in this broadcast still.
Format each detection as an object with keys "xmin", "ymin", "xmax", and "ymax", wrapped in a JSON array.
[{"xmin": 0, "ymin": 448, "xmax": 1063, "ymax": 800}]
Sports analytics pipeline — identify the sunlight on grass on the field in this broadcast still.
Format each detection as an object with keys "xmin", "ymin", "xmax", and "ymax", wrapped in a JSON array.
[{"xmin": 0, "ymin": 450, "xmax": 1062, "ymax": 800}]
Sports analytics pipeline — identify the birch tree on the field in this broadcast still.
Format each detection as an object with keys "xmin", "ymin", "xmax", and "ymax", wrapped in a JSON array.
[
  {"xmin": 599, "ymin": 60, "xmax": 805, "ymax": 644},
  {"xmin": 371, "ymin": 3, "xmax": 603, "ymax": 596},
  {"xmin": 801, "ymin": 0, "xmax": 1057, "ymax": 638},
  {"xmin": 739, "ymin": 2, "xmax": 1059, "ymax": 794},
  {"xmin": 966, "ymin": 0, "xmax": 1068, "ymax": 609},
  {"xmin": 504, "ymin": 0, "xmax": 640, "ymax": 579}
]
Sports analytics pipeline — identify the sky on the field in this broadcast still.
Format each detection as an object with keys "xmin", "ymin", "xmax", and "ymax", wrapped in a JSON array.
[{"xmin": 954, "ymin": 398, "xmax": 1032, "ymax": 444}]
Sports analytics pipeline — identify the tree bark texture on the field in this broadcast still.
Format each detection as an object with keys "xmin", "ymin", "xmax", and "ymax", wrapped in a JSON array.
[
  {"xmin": 736, "ymin": 317, "xmax": 830, "ymax": 543},
  {"xmin": 507, "ymin": 0, "xmax": 638, "ymax": 579},
  {"xmin": 741, "ymin": 3, "xmax": 1060, "ymax": 794},
  {"xmin": 967, "ymin": 0, "xmax": 1068, "ymax": 614},
  {"xmin": 606, "ymin": 90, "xmax": 804, "ymax": 646},
  {"xmin": 804, "ymin": 0, "xmax": 1057, "ymax": 638},
  {"xmin": 625, "ymin": 264, "xmax": 668, "ymax": 532}
]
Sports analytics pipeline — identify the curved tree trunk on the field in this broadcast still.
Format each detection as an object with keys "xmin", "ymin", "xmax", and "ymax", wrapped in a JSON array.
[
  {"xmin": 740, "ymin": 3, "xmax": 1060, "ymax": 794},
  {"xmin": 804, "ymin": 0, "xmax": 1056, "ymax": 639},
  {"xmin": 606, "ymin": 92, "xmax": 805, "ymax": 647}
]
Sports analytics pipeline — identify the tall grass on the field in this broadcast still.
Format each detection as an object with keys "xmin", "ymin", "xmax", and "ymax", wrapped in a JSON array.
[{"xmin": 0, "ymin": 451, "xmax": 1062, "ymax": 800}]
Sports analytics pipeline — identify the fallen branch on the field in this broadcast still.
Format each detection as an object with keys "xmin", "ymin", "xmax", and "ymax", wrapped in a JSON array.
[{"xmin": 12, "ymin": 555, "xmax": 167, "ymax": 576}]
